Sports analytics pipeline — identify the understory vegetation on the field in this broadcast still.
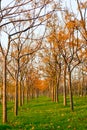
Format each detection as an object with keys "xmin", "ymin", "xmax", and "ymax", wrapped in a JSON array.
[{"xmin": 0, "ymin": 96, "xmax": 87, "ymax": 130}]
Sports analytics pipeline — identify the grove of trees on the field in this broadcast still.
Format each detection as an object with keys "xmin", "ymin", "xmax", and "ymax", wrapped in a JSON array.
[{"xmin": 0, "ymin": 0, "xmax": 87, "ymax": 124}]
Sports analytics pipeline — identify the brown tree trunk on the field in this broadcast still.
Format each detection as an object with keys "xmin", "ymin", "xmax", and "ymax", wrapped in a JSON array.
[
  {"xmin": 22, "ymin": 80, "xmax": 24, "ymax": 105},
  {"xmin": 19, "ymin": 80, "xmax": 22, "ymax": 106},
  {"xmin": 31, "ymin": 88, "xmax": 34, "ymax": 99},
  {"xmin": 68, "ymin": 69, "xmax": 74, "ymax": 111},
  {"xmin": 26, "ymin": 88, "xmax": 28, "ymax": 103},
  {"xmin": 51, "ymin": 80, "xmax": 55, "ymax": 102},
  {"xmin": 14, "ymin": 56, "xmax": 20, "ymax": 116},
  {"xmin": 22, "ymin": 89, "xmax": 24, "ymax": 105},
  {"xmin": 56, "ymin": 81, "xmax": 59, "ymax": 103},
  {"xmin": 78, "ymin": 82, "xmax": 80, "ymax": 96},
  {"xmin": 15, "ymin": 73, "xmax": 18, "ymax": 116},
  {"xmin": 26, "ymin": 79, "xmax": 29, "ymax": 103},
  {"xmin": 36, "ymin": 89, "xmax": 39, "ymax": 98},
  {"xmin": 81, "ymin": 73, "xmax": 84, "ymax": 96},
  {"xmin": 52, "ymin": 86, "xmax": 55, "ymax": 102},
  {"xmin": 0, "ymin": 87, "xmax": 2, "ymax": 103},
  {"xmin": 63, "ymin": 63, "xmax": 67, "ymax": 106},
  {"xmin": 56, "ymin": 64, "xmax": 61, "ymax": 103},
  {"xmin": 26, "ymin": 87, "xmax": 29, "ymax": 103},
  {"xmin": 54, "ymin": 85, "xmax": 56, "ymax": 102},
  {"xmin": 3, "ymin": 56, "xmax": 7, "ymax": 123}
]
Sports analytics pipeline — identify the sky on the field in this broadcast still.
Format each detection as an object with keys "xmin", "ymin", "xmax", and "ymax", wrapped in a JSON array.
[
  {"xmin": 1, "ymin": 0, "xmax": 13, "ymax": 7},
  {"xmin": 1, "ymin": 0, "xmax": 12, "ymax": 48},
  {"xmin": 0, "ymin": 0, "xmax": 85, "ymax": 48}
]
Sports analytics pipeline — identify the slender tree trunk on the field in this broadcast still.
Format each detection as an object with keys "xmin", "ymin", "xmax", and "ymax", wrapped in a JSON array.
[
  {"xmin": 36, "ymin": 89, "xmax": 39, "ymax": 98},
  {"xmin": 81, "ymin": 73, "xmax": 84, "ymax": 96},
  {"xmin": 3, "ymin": 56, "xmax": 7, "ymax": 123},
  {"xmin": 21, "ymin": 80, "xmax": 24, "ymax": 105},
  {"xmin": 68, "ymin": 69, "xmax": 74, "ymax": 111},
  {"xmin": 31, "ymin": 88, "xmax": 34, "ymax": 99},
  {"xmin": 51, "ymin": 80, "xmax": 54, "ymax": 101},
  {"xmin": 54, "ymin": 85, "xmax": 56, "ymax": 102},
  {"xmin": 63, "ymin": 63, "xmax": 67, "ymax": 106},
  {"xmin": 15, "ymin": 73, "xmax": 18, "ymax": 116},
  {"xmin": 56, "ymin": 65, "xmax": 61, "ymax": 103},
  {"xmin": 56, "ymin": 82, "xmax": 59, "ymax": 103},
  {"xmin": 78, "ymin": 82, "xmax": 80, "ymax": 96},
  {"xmin": 26, "ymin": 79, "xmax": 29, "ymax": 103},
  {"xmin": 19, "ymin": 80, "xmax": 22, "ymax": 106},
  {"xmin": 0, "ymin": 87, "xmax": 1, "ymax": 103},
  {"xmin": 22, "ymin": 89, "xmax": 24, "ymax": 105},
  {"xmin": 52, "ymin": 86, "xmax": 55, "ymax": 101},
  {"xmin": 48, "ymin": 83, "xmax": 50, "ymax": 97},
  {"xmin": 14, "ymin": 56, "xmax": 20, "ymax": 116},
  {"xmin": 26, "ymin": 87, "xmax": 30, "ymax": 103},
  {"xmin": 26, "ymin": 87, "xmax": 28, "ymax": 103}
]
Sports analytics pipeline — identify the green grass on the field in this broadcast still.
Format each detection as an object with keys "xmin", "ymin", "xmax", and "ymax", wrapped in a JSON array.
[{"xmin": 0, "ymin": 96, "xmax": 87, "ymax": 130}]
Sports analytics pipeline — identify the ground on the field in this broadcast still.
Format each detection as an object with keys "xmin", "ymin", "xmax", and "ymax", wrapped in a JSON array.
[{"xmin": 0, "ymin": 96, "xmax": 87, "ymax": 130}]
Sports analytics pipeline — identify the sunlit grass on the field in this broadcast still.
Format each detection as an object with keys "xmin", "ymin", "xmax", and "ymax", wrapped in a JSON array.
[{"xmin": 0, "ymin": 96, "xmax": 87, "ymax": 130}]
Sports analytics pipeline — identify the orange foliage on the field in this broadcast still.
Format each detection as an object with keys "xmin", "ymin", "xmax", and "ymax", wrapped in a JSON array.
[
  {"xmin": 66, "ymin": 21, "xmax": 76, "ymax": 29},
  {"xmin": 34, "ymin": 79, "xmax": 48, "ymax": 91}
]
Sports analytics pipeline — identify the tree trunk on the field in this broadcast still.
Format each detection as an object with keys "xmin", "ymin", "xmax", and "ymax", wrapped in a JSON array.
[
  {"xmin": 14, "ymin": 57, "xmax": 20, "ymax": 116},
  {"xmin": 22, "ymin": 89, "xmax": 24, "ymax": 105},
  {"xmin": 22, "ymin": 80, "xmax": 24, "ymax": 105},
  {"xmin": 63, "ymin": 63, "xmax": 67, "ymax": 106},
  {"xmin": 19, "ymin": 80, "xmax": 22, "ymax": 106},
  {"xmin": 14, "ymin": 73, "xmax": 18, "ymax": 116},
  {"xmin": 56, "ymin": 82, "xmax": 59, "ymax": 103},
  {"xmin": 31, "ymin": 88, "xmax": 34, "ymax": 99},
  {"xmin": 26, "ymin": 87, "xmax": 29, "ymax": 103},
  {"xmin": 36, "ymin": 89, "xmax": 39, "ymax": 98},
  {"xmin": 0, "ymin": 87, "xmax": 2, "ymax": 103},
  {"xmin": 54, "ymin": 85, "xmax": 56, "ymax": 102},
  {"xmin": 81, "ymin": 73, "xmax": 84, "ymax": 96},
  {"xmin": 51, "ymin": 80, "xmax": 55, "ymax": 102},
  {"xmin": 78, "ymin": 82, "xmax": 80, "ymax": 96},
  {"xmin": 52, "ymin": 86, "xmax": 55, "ymax": 102},
  {"xmin": 68, "ymin": 69, "xmax": 74, "ymax": 111},
  {"xmin": 56, "ymin": 64, "xmax": 61, "ymax": 103},
  {"xmin": 3, "ymin": 56, "xmax": 7, "ymax": 123}
]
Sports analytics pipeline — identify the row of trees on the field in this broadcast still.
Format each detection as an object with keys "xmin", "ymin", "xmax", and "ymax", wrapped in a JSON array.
[
  {"xmin": 38, "ymin": 0, "xmax": 87, "ymax": 111},
  {"xmin": 0, "ymin": 0, "xmax": 87, "ymax": 124},
  {"xmin": 0, "ymin": 0, "xmax": 55, "ymax": 123}
]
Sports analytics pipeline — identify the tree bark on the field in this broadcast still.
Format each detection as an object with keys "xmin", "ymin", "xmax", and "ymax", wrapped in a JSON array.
[
  {"xmin": 21, "ymin": 80, "xmax": 24, "ymax": 105},
  {"xmin": 26, "ymin": 88, "xmax": 28, "ymax": 103},
  {"xmin": 26, "ymin": 87, "xmax": 30, "ymax": 103},
  {"xmin": 68, "ymin": 69, "xmax": 74, "ymax": 111},
  {"xmin": 56, "ymin": 81, "xmax": 59, "ymax": 103},
  {"xmin": 19, "ymin": 80, "xmax": 22, "ymax": 106},
  {"xmin": 3, "ymin": 56, "xmax": 7, "ymax": 123},
  {"xmin": 52, "ymin": 86, "xmax": 55, "ymax": 102},
  {"xmin": 54, "ymin": 85, "xmax": 56, "ymax": 102},
  {"xmin": 63, "ymin": 63, "xmax": 67, "ymax": 106},
  {"xmin": 15, "ymin": 72, "xmax": 18, "ymax": 116},
  {"xmin": 56, "ymin": 64, "xmax": 61, "ymax": 103},
  {"xmin": 14, "ymin": 55, "xmax": 20, "ymax": 116}
]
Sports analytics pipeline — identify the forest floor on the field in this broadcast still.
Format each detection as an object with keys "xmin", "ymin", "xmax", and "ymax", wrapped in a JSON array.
[{"xmin": 0, "ymin": 96, "xmax": 87, "ymax": 130}]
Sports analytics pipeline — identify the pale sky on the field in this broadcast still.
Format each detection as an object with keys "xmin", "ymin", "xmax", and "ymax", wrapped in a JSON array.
[
  {"xmin": 0, "ymin": 0, "xmax": 86, "ymax": 48},
  {"xmin": 1, "ymin": 0, "xmax": 13, "ymax": 8}
]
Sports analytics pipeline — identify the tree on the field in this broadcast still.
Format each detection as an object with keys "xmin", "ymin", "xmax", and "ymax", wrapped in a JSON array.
[
  {"xmin": 45, "ymin": 11, "xmax": 83, "ymax": 111},
  {"xmin": 76, "ymin": 0, "xmax": 87, "ymax": 42},
  {"xmin": 0, "ymin": 0, "xmax": 54, "ymax": 123}
]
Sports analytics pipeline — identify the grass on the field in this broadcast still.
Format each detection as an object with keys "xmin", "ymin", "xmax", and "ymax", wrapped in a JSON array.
[{"xmin": 0, "ymin": 96, "xmax": 87, "ymax": 130}]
